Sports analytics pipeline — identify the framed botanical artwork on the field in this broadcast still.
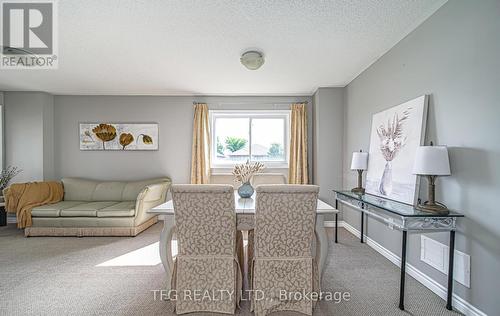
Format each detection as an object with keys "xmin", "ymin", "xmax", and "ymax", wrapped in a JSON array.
[
  {"xmin": 79, "ymin": 122, "xmax": 159, "ymax": 151},
  {"xmin": 365, "ymin": 95, "xmax": 428, "ymax": 205}
]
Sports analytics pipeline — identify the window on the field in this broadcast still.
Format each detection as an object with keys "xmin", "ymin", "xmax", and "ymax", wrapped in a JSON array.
[{"xmin": 210, "ymin": 110, "xmax": 290, "ymax": 168}]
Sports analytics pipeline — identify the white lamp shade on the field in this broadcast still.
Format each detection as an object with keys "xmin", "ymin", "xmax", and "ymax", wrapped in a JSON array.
[
  {"xmin": 412, "ymin": 146, "xmax": 451, "ymax": 176},
  {"xmin": 351, "ymin": 152, "xmax": 368, "ymax": 170}
]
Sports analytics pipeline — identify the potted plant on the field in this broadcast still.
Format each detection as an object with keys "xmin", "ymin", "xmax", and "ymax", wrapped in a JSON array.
[
  {"xmin": 0, "ymin": 166, "xmax": 22, "ymax": 226},
  {"xmin": 232, "ymin": 160, "xmax": 264, "ymax": 198}
]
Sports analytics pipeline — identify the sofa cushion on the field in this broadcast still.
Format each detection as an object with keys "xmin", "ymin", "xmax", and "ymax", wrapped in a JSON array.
[
  {"xmin": 61, "ymin": 178, "xmax": 98, "ymax": 201},
  {"xmin": 92, "ymin": 182, "xmax": 126, "ymax": 201},
  {"xmin": 60, "ymin": 201, "xmax": 119, "ymax": 217},
  {"xmin": 97, "ymin": 201, "xmax": 136, "ymax": 217},
  {"xmin": 32, "ymin": 201, "xmax": 85, "ymax": 217},
  {"xmin": 61, "ymin": 177, "xmax": 171, "ymax": 202}
]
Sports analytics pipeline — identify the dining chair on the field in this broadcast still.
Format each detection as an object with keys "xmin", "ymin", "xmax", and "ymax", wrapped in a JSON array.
[
  {"xmin": 210, "ymin": 173, "xmax": 235, "ymax": 186},
  {"xmin": 247, "ymin": 173, "xmax": 287, "ymax": 283},
  {"xmin": 171, "ymin": 184, "xmax": 242, "ymax": 315},
  {"xmin": 250, "ymin": 184, "xmax": 320, "ymax": 316},
  {"xmin": 250, "ymin": 173, "xmax": 286, "ymax": 186}
]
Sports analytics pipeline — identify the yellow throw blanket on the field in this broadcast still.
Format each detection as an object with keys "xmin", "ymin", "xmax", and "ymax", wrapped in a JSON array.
[{"xmin": 4, "ymin": 181, "xmax": 64, "ymax": 228}]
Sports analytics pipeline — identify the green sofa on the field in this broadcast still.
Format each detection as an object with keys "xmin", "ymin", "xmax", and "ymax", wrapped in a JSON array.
[{"xmin": 26, "ymin": 177, "xmax": 171, "ymax": 237}]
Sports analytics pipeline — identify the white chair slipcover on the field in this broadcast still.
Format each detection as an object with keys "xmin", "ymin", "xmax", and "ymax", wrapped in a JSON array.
[
  {"xmin": 250, "ymin": 185, "xmax": 320, "ymax": 316},
  {"xmin": 171, "ymin": 184, "xmax": 242, "ymax": 314}
]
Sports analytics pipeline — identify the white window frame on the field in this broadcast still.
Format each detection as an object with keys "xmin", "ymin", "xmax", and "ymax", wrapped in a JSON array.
[{"xmin": 210, "ymin": 110, "xmax": 290, "ymax": 169}]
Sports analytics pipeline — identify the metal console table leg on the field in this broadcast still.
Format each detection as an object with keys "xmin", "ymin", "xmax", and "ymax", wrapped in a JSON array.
[
  {"xmin": 399, "ymin": 230, "xmax": 408, "ymax": 310},
  {"xmin": 360, "ymin": 211, "xmax": 364, "ymax": 243},
  {"xmin": 335, "ymin": 213, "xmax": 338, "ymax": 243},
  {"xmin": 335, "ymin": 199, "xmax": 339, "ymax": 243},
  {"xmin": 447, "ymin": 230, "xmax": 456, "ymax": 310}
]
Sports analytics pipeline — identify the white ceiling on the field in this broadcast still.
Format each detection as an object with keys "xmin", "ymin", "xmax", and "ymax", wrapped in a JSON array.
[{"xmin": 0, "ymin": 0, "xmax": 447, "ymax": 95}]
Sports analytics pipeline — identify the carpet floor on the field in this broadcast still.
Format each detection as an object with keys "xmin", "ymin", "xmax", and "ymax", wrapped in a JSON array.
[{"xmin": 0, "ymin": 222, "xmax": 462, "ymax": 316}]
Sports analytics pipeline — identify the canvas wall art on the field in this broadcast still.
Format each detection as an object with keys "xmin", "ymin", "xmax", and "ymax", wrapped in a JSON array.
[
  {"xmin": 365, "ymin": 95, "xmax": 428, "ymax": 204},
  {"xmin": 79, "ymin": 123, "xmax": 159, "ymax": 151}
]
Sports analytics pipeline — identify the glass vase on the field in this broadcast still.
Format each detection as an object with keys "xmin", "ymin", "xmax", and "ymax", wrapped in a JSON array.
[{"xmin": 238, "ymin": 182, "xmax": 254, "ymax": 198}]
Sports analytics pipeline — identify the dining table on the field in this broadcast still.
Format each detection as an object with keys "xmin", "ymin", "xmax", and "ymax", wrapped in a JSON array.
[{"xmin": 148, "ymin": 191, "xmax": 338, "ymax": 292}]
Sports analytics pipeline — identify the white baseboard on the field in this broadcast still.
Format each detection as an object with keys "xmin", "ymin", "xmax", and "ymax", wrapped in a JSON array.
[
  {"xmin": 341, "ymin": 221, "xmax": 487, "ymax": 316},
  {"xmin": 324, "ymin": 220, "xmax": 345, "ymax": 228}
]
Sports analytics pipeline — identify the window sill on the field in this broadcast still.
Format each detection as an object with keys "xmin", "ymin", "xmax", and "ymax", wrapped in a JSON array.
[
  {"xmin": 211, "ymin": 165, "xmax": 289, "ymax": 171},
  {"xmin": 211, "ymin": 164, "xmax": 289, "ymax": 170}
]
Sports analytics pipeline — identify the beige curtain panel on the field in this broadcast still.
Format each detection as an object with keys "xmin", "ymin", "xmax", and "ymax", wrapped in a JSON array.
[
  {"xmin": 288, "ymin": 103, "xmax": 309, "ymax": 184},
  {"xmin": 190, "ymin": 103, "xmax": 211, "ymax": 184}
]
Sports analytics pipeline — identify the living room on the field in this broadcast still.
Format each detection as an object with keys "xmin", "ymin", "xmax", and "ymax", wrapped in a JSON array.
[{"xmin": 0, "ymin": 1, "xmax": 498, "ymax": 316}]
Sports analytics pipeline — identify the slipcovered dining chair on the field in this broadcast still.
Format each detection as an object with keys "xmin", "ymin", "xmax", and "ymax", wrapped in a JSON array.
[
  {"xmin": 247, "ymin": 173, "xmax": 287, "ymax": 282},
  {"xmin": 171, "ymin": 184, "xmax": 242, "ymax": 315},
  {"xmin": 250, "ymin": 185, "xmax": 320, "ymax": 316},
  {"xmin": 250, "ymin": 173, "xmax": 286, "ymax": 186}
]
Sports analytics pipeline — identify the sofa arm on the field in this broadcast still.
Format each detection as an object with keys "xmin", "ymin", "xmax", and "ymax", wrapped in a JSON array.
[{"xmin": 134, "ymin": 182, "xmax": 171, "ymax": 225}]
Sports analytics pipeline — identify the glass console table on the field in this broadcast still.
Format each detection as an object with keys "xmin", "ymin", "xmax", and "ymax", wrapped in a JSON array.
[{"xmin": 333, "ymin": 190, "xmax": 464, "ymax": 311}]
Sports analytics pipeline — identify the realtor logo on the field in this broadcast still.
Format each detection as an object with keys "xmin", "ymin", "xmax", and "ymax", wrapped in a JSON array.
[{"xmin": 1, "ymin": 0, "xmax": 58, "ymax": 69}]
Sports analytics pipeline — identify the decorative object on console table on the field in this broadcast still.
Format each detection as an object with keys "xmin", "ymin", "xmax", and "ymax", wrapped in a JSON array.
[
  {"xmin": 350, "ymin": 150, "xmax": 368, "ymax": 194},
  {"xmin": 232, "ymin": 160, "xmax": 265, "ymax": 198},
  {"xmin": 412, "ymin": 142, "xmax": 451, "ymax": 214},
  {"xmin": 79, "ymin": 122, "xmax": 159, "ymax": 151},
  {"xmin": 365, "ymin": 95, "xmax": 428, "ymax": 204}
]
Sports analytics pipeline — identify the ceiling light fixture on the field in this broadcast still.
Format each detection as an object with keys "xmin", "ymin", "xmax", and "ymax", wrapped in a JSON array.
[{"xmin": 240, "ymin": 51, "xmax": 265, "ymax": 70}]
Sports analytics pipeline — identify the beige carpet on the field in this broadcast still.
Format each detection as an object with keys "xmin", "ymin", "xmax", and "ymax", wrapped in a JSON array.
[{"xmin": 0, "ymin": 222, "xmax": 461, "ymax": 316}]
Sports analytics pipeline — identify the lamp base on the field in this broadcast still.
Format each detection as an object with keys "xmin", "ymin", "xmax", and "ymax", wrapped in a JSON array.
[
  {"xmin": 351, "ymin": 187, "xmax": 365, "ymax": 195},
  {"xmin": 415, "ymin": 201, "xmax": 449, "ymax": 215},
  {"xmin": 351, "ymin": 169, "xmax": 365, "ymax": 195}
]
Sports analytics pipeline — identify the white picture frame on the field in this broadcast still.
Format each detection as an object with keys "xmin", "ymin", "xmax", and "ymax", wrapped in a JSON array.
[{"xmin": 365, "ymin": 95, "xmax": 428, "ymax": 205}]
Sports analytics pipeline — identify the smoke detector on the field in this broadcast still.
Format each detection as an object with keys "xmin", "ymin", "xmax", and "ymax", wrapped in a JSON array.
[{"xmin": 240, "ymin": 51, "xmax": 265, "ymax": 70}]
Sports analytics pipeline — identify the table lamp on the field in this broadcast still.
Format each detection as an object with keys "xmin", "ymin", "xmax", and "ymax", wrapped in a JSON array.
[
  {"xmin": 351, "ymin": 150, "xmax": 368, "ymax": 194},
  {"xmin": 412, "ymin": 142, "xmax": 451, "ymax": 214}
]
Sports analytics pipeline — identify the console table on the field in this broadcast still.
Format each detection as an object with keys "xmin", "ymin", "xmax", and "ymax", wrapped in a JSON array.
[{"xmin": 333, "ymin": 190, "xmax": 464, "ymax": 311}]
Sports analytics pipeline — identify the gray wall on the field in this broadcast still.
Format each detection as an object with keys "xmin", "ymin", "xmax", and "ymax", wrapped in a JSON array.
[
  {"xmin": 312, "ymin": 87, "xmax": 344, "ymax": 220},
  {"xmin": 53, "ymin": 95, "xmax": 312, "ymax": 183},
  {"xmin": 343, "ymin": 0, "xmax": 500, "ymax": 314},
  {"xmin": 4, "ymin": 92, "xmax": 54, "ymax": 182},
  {"xmin": 42, "ymin": 95, "xmax": 55, "ymax": 180}
]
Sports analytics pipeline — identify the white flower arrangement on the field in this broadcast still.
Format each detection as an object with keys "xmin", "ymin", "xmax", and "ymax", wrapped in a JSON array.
[{"xmin": 232, "ymin": 160, "xmax": 265, "ymax": 184}]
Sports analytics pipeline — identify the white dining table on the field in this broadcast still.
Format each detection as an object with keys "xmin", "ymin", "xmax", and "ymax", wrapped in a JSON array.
[{"xmin": 148, "ymin": 191, "xmax": 338, "ymax": 291}]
